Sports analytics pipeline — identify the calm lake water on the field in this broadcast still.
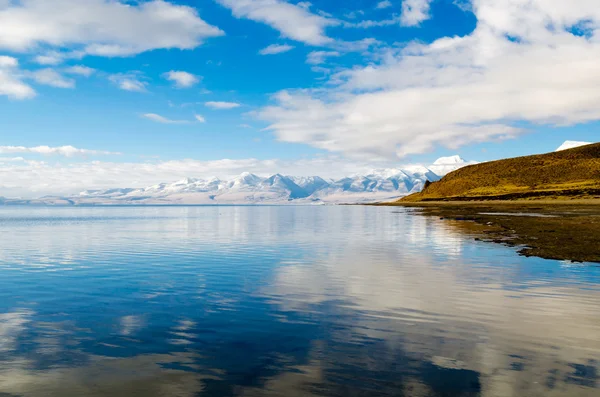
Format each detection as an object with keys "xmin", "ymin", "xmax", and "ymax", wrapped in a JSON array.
[{"xmin": 0, "ymin": 206, "xmax": 598, "ymax": 397}]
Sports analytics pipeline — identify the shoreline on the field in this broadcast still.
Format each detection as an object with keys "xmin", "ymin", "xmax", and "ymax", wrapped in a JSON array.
[
  {"xmin": 380, "ymin": 200, "xmax": 600, "ymax": 263},
  {"xmin": 377, "ymin": 198, "xmax": 600, "ymax": 206}
]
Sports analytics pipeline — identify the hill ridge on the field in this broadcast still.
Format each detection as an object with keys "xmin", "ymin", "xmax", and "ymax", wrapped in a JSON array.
[{"xmin": 401, "ymin": 142, "xmax": 600, "ymax": 202}]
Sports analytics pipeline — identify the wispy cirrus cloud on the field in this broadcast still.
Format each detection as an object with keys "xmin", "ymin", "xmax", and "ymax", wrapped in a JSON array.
[
  {"xmin": 205, "ymin": 101, "xmax": 241, "ymax": 110},
  {"xmin": 216, "ymin": 0, "xmax": 336, "ymax": 46},
  {"xmin": 259, "ymin": 43, "xmax": 295, "ymax": 55},
  {"xmin": 142, "ymin": 113, "xmax": 190, "ymax": 124},
  {"xmin": 28, "ymin": 68, "xmax": 75, "ymax": 88},
  {"xmin": 306, "ymin": 51, "xmax": 340, "ymax": 65},
  {"xmin": 64, "ymin": 65, "xmax": 96, "ymax": 77},
  {"xmin": 109, "ymin": 73, "xmax": 147, "ymax": 92},
  {"xmin": 33, "ymin": 52, "xmax": 64, "ymax": 66},
  {"xmin": 0, "ymin": 145, "xmax": 120, "ymax": 157}
]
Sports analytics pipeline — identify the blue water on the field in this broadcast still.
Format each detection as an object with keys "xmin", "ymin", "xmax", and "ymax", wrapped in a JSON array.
[{"xmin": 0, "ymin": 206, "xmax": 598, "ymax": 396}]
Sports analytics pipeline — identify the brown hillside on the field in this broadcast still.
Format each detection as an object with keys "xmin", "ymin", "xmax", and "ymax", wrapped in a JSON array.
[{"xmin": 401, "ymin": 143, "xmax": 600, "ymax": 202}]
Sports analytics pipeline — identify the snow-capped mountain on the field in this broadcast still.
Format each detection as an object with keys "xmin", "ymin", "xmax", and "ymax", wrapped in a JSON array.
[
  {"xmin": 290, "ymin": 176, "xmax": 330, "ymax": 196},
  {"xmin": 9, "ymin": 156, "xmax": 474, "ymax": 205},
  {"xmin": 428, "ymin": 155, "xmax": 476, "ymax": 176},
  {"xmin": 555, "ymin": 140, "xmax": 592, "ymax": 152}
]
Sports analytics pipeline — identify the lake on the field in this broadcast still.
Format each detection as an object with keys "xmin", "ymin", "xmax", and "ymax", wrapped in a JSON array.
[{"xmin": 0, "ymin": 206, "xmax": 598, "ymax": 396}]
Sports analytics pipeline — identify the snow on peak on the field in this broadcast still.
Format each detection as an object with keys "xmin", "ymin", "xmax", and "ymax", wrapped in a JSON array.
[
  {"xmin": 368, "ymin": 168, "xmax": 405, "ymax": 179},
  {"xmin": 433, "ymin": 155, "xmax": 466, "ymax": 165},
  {"xmin": 555, "ymin": 141, "xmax": 592, "ymax": 151},
  {"xmin": 230, "ymin": 172, "xmax": 262, "ymax": 187},
  {"xmin": 173, "ymin": 177, "xmax": 198, "ymax": 185},
  {"xmin": 429, "ymin": 155, "xmax": 476, "ymax": 176},
  {"xmin": 47, "ymin": 155, "xmax": 479, "ymax": 205}
]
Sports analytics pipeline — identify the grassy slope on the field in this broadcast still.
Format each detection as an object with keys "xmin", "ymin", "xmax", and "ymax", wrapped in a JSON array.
[{"xmin": 401, "ymin": 143, "xmax": 600, "ymax": 202}]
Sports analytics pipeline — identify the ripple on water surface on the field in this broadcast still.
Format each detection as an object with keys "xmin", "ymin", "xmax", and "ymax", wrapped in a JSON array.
[{"xmin": 0, "ymin": 205, "xmax": 598, "ymax": 396}]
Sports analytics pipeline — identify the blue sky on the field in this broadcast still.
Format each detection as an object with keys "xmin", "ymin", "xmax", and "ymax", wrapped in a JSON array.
[{"xmin": 0, "ymin": 0, "xmax": 599, "ymax": 196}]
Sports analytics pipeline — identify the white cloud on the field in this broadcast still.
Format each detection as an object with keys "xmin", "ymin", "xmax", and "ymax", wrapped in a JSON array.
[
  {"xmin": 109, "ymin": 73, "xmax": 147, "ymax": 92},
  {"xmin": 0, "ymin": 156, "xmax": 25, "ymax": 163},
  {"xmin": 376, "ymin": 1, "xmax": 392, "ymax": 9},
  {"xmin": 343, "ymin": 18, "xmax": 399, "ymax": 29},
  {"xmin": 205, "ymin": 101, "xmax": 241, "ymax": 109},
  {"xmin": 255, "ymin": 0, "xmax": 600, "ymax": 159},
  {"xmin": 163, "ymin": 70, "xmax": 200, "ymax": 88},
  {"xmin": 32, "ymin": 50, "xmax": 85, "ymax": 66},
  {"xmin": 29, "ymin": 68, "xmax": 75, "ymax": 88},
  {"xmin": 0, "ymin": 145, "xmax": 120, "ymax": 157},
  {"xmin": 400, "ymin": 0, "xmax": 433, "ymax": 26},
  {"xmin": 142, "ymin": 113, "xmax": 189, "ymax": 124},
  {"xmin": 0, "ymin": 0, "xmax": 224, "ymax": 57},
  {"xmin": 259, "ymin": 43, "xmax": 295, "ymax": 55},
  {"xmin": 452, "ymin": 0, "xmax": 472, "ymax": 12},
  {"xmin": 0, "ymin": 55, "xmax": 17, "ymax": 68},
  {"xmin": 194, "ymin": 114, "xmax": 206, "ymax": 123},
  {"xmin": 306, "ymin": 50, "xmax": 340, "ymax": 65},
  {"xmin": 333, "ymin": 38, "xmax": 382, "ymax": 52},
  {"xmin": 296, "ymin": 2, "xmax": 312, "ymax": 10},
  {"xmin": 344, "ymin": 10, "xmax": 365, "ymax": 20},
  {"xmin": 0, "ymin": 55, "xmax": 35, "ymax": 99},
  {"xmin": 216, "ymin": 0, "xmax": 336, "ymax": 45},
  {"xmin": 64, "ymin": 65, "xmax": 96, "ymax": 77},
  {"xmin": 34, "ymin": 52, "xmax": 64, "ymax": 65}
]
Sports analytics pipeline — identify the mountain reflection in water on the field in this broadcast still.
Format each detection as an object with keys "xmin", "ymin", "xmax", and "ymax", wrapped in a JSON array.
[{"xmin": 0, "ymin": 206, "xmax": 598, "ymax": 396}]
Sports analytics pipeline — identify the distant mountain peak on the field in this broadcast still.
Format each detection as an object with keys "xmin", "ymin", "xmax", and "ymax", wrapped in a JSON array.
[
  {"xmin": 556, "ymin": 141, "xmax": 592, "ymax": 152},
  {"xmin": 230, "ymin": 172, "xmax": 262, "ymax": 186},
  {"xmin": 174, "ymin": 177, "xmax": 197, "ymax": 185},
  {"xmin": 433, "ymin": 155, "xmax": 466, "ymax": 165}
]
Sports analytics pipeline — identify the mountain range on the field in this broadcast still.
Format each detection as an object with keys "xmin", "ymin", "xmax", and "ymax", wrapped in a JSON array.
[{"xmin": 1, "ymin": 156, "xmax": 474, "ymax": 205}]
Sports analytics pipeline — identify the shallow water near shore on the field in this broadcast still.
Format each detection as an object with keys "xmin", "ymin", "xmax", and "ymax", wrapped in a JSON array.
[{"xmin": 0, "ymin": 205, "xmax": 598, "ymax": 397}]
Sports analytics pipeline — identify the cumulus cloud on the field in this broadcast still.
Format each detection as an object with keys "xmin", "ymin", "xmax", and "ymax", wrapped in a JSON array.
[
  {"xmin": 205, "ymin": 101, "xmax": 241, "ymax": 109},
  {"xmin": 400, "ymin": 0, "xmax": 433, "ymax": 26},
  {"xmin": 259, "ymin": 43, "xmax": 295, "ymax": 55},
  {"xmin": 256, "ymin": 0, "xmax": 600, "ymax": 159},
  {"xmin": 28, "ymin": 68, "xmax": 75, "ymax": 88},
  {"xmin": 0, "ymin": 145, "xmax": 120, "ymax": 157},
  {"xmin": 163, "ymin": 70, "xmax": 200, "ymax": 88},
  {"xmin": 142, "ymin": 113, "xmax": 190, "ymax": 124},
  {"xmin": 109, "ymin": 73, "xmax": 147, "ymax": 92},
  {"xmin": 0, "ymin": 0, "xmax": 224, "ymax": 57},
  {"xmin": 216, "ymin": 0, "xmax": 336, "ymax": 45},
  {"xmin": 0, "ymin": 55, "xmax": 35, "ymax": 99}
]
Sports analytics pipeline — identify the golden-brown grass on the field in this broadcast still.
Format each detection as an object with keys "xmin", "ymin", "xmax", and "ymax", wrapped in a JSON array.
[{"xmin": 401, "ymin": 142, "xmax": 600, "ymax": 202}]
